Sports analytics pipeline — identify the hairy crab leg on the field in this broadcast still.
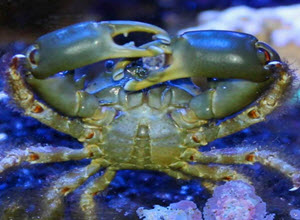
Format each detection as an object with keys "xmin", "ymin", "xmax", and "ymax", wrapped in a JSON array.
[
  {"xmin": 3, "ymin": 55, "xmax": 94, "ymax": 139},
  {"xmin": 180, "ymin": 147, "xmax": 257, "ymax": 165},
  {"xmin": 4, "ymin": 55, "xmax": 84, "ymax": 136},
  {"xmin": 169, "ymin": 161, "xmax": 250, "ymax": 183},
  {"xmin": 180, "ymin": 148, "xmax": 300, "ymax": 190},
  {"xmin": 9, "ymin": 55, "xmax": 117, "ymax": 128},
  {"xmin": 255, "ymin": 151, "xmax": 300, "ymax": 191},
  {"xmin": 0, "ymin": 145, "xmax": 89, "ymax": 173},
  {"xmin": 41, "ymin": 159, "xmax": 108, "ymax": 219},
  {"xmin": 80, "ymin": 167, "xmax": 116, "ymax": 218}
]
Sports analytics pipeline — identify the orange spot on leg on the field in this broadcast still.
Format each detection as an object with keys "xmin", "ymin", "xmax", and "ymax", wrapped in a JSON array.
[
  {"xmin": 61, "ymin": 187, "xmax": 71, "ymax": 194},
  {"xmin": 92, "ymin": 192, "xmax": 99, "ymax": 196},
  {"xmin": 29, "ymin": 153, "xmax": 40, "ymax": 161},
  {"xmin": 192, "ymin": 135, "xmax": 200, "ymax": 143},
  {"xmin": 190, "ymin": 155, "xmax": 194, "ymax": 161},
  {"xmin": 223, "ymin": 176, "xmax": 233, "ymax": 181},
  {"xmin": 32, "ymin": 104, "xmax": 44, "ymax": 113},
  {"xmin": 86, "ymin": 132, "xmax": 95, "ymax": 139},
  {"xmin": 248, "ymin": 109, "xmax": 260, "ymax": 119},
  {"xmin": 246, "ymin": 153, "xmax": 256, "ymax": 162}
]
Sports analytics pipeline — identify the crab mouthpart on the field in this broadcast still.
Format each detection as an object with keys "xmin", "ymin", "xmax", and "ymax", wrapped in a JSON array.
[
  {"xmin": 126, "ymin": 53, "xmax": 170, "ymax": 81},
  {"xmin": 113, "ymin": 52, "xmax": 171, "ymax": 82}
]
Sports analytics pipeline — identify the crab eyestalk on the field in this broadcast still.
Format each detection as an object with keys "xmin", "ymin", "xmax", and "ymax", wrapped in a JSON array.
[
  {"xmin": 124, "ymin": 30, "xmax": 283, "ymax": 91},
  {"xmin": 24, "ymin": 21, "xmax": 170, "ymax": 79}
]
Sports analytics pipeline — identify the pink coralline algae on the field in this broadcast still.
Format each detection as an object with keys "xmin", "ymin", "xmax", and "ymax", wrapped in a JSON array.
[
  {"xmin": 137, "ymin": 200, "xmax": 203, "ymax": 220},
  {"xmin": 203, "ymin": 181, "xmax": 275, "ymax": 220},
  {"xmin": 136, "ymin": 181, "xmax": 276, "ymax": 220}
]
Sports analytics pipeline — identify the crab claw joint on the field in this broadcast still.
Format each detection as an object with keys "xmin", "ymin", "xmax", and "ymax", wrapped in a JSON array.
[{"xmin": 25, "ymin": 21, "xmax": 170, "ymax": 79}]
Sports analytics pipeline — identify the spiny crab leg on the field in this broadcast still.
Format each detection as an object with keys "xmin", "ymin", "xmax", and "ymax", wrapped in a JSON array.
[
  {"xmin": 180, "ymin": 68, "xmax": 300, "ymax": 190},
  {"xmin": 3, "ymin": 55, "xmax": 104, "ymax": 140},
  {"xmin": 25, "ymin": 20, "xmax": 170, "ymax": 79},
  {"xmin": 41, "ymin": 159, "xmax": 108, "ymax": 219},
  {"xmin": 80, "ymin": 168, "xmax": 116, "ymax": 217},
  {"xmin": 169, "ymin": 161, "xmax": 250, "ymax": 184},
  {"xmin": 256, "ymin": 150, "xmax": 300, "ymax": 191},
  {"xmin": 5, "ymin": 55, "xmax": 116, "ymax": 143},
  {"xmin": 179, "ymin": 147, "xmax": 300, "ymax": 191},
  {"xmin": 0, "ymin": 145, "xmax": 90, "ymax": 174}
]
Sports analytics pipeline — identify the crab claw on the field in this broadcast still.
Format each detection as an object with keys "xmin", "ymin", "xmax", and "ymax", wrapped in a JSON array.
[
  {"xmin": 125, "ymin": 30, "xmax": 284, "ymax": 91},
  {"xmin": 25, "ymin": 21, "xmax": 170, "ymax": 79}
]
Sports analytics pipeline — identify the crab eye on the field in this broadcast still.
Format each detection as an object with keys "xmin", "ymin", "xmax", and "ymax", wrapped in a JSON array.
[
  {"xmin": 26, "ymin": 45, "xmax": 40, "ymax": 66},
  {"xmin": 29, "ymin": 49, "xmax": 39, "ymax": 65},
  {"xmin": 257, "ymin": 48, "xmax": 271, "ymax": 64}
]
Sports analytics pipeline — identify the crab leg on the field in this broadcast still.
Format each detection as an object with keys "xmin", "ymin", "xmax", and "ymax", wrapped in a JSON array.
[
  {"xmin": 169, "ymin": 161, "xmax": 250, "ymax": 183},
  {"xmin": 255, "ymin": 150, "xmax": 300, "ymax": 191},
  {"xmin": 164, "ymin": 167, "xmax": 227, "ymax": 192},
  {"xmin": 180, "ymin": 147, "xmax": 256, "ymax": 165},
  {"xmin": 180, "ymin": 69, "xmax": 298, "ymax": 189},
  {"xmin": 3, "ymin": 55, "xmax": 88, "ymax": 139},
  {"xmin": 25, "ymin": 21, "xmax": 169, "ymax": 79},
  {"xmin": 0, "ymin": 145, "xmax": 89, "ymax": 173},
  {"xmin": 41, "ymin": 159, "xmax": 107, "ymax": 219},
  {"xmin": 180, "ymin": 147, "xmax": 300, "ymax": 190},
  {"xmin": 5, "ymin": 55, "xmax": 116, "ymax": 124},
  {"xmin": 80, "ymin": 167, "xmax": 116, "ymax": 218}
]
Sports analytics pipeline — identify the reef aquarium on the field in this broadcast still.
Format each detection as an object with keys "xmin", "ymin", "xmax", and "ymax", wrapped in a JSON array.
[{"xmin": 0, "ymin": 1, "xmax": 300, "ymax": 219}]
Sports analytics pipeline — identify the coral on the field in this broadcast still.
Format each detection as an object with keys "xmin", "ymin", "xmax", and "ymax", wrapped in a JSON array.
[
  {"xmin": 136, "ymin": 200, "xmax": 203, "ymax": 220},
  {"xmin": 203, "ymin": 181, "xmax": 274, "ymax": 220}
]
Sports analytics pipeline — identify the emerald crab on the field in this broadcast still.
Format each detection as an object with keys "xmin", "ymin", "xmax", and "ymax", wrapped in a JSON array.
[{"xmin": 1, "ymin": 20, "xmax": 299, "ymax": 219}]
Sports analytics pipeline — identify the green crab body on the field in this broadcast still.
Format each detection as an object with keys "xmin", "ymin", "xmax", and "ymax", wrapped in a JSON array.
[
  {"xmin": 89, "ymin": 83, "xmax": 196, "ymax": 167},
  {"xmin": 1, "ymin": 20, "xmax": 299, "ymax": 219}
]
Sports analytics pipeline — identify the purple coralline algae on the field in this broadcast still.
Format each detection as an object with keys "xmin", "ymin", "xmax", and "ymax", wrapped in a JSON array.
[
  {"xmin": 203, "ymin": 181, "xmax": 275, "ymax": 220},
  {"xmin": 137, "ymin": 200, "xmax": 203, "ymax": 220},
  {"xmin": 290, "ymin": 209, "xmax": 300, "ymax": 220}
]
